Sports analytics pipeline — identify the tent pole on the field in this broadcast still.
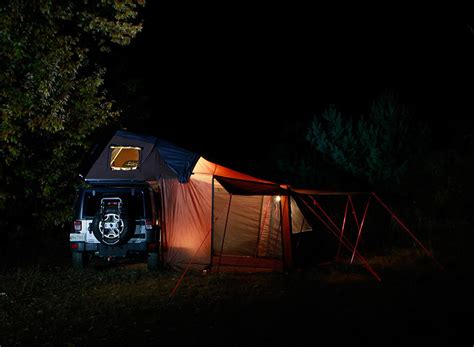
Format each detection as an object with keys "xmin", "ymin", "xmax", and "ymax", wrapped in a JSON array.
[
  {"xmin": 279, "ymin": 197, "xmax": 284, "ymax": 267},
  {"xmin": 255, "ymin": 195, "xmax": 264, "ymax": 258},
  {"xmin": 267, "ymin": 198, "xmax": 275, "ymax": 253},
  {"xmin": 217, "ymin": 194, "xmax": 233, "ymax": 274},
  {"xmin": 210, "ymin": 177, "xmax": 215, "ymax": 267},
  {"xmin": 300, "ymin": 197, "xmax": 381, "ymax": 282},
  {"xmin": 371, "ymin": 192, "xmax": 444, "ymax": 270},
  {"xmin": 279, "ymin": 193, "xmax": 293, "ymax": 271},
  {"xmin": 309, "ymin": 196, "xmax": 344, "ymax": 237},
  {"xmin": 159, "ymin": 181, "xmax": 167, "ymax": 266},
  {"xmin": 348, "ymin": 195, "xmax": 360, "ymax": 230},
  {"xmin": 257, "ymin": 197, "xmax": 271, "ymax": 258},
  {"xmin": 336, "ymin": 195, "xmax": 350, "ymax": 262},
  {"xmin": 350, "ymin": 194, "xmax": 371, "ymax": 264}
]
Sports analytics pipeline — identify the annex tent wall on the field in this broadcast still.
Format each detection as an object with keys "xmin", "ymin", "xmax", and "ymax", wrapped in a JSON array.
[
  {"xmin": 161, "ymin": 157, "xmax": 311, "ymax": 271},
  {"xmin": 85, "ymin": 131, "xmax": 312, "ymax": 271}
]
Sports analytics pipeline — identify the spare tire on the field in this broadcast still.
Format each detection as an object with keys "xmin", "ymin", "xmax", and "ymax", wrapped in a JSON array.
[{"xmin": 91, "ymin": 208, "xmax": 135, "ymax": 246}]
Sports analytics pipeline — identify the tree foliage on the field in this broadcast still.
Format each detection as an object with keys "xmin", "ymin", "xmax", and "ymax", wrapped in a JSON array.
[
  {"xmin": 0, "ymin": 0, "xmax": 145, "ymax": 228},
  {"xmin": 307, "ymin": 92, "xmax": 429, "ymax": 190}
]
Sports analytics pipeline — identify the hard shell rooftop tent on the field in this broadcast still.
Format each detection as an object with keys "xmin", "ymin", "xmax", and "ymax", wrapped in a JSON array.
[
  {"xmin": 86, "ymin": 130, "xmax": 200, "ymax": 183},
  {"xmin": 86, "ymin": 131, "xmax": 311, "ymax": 271}
]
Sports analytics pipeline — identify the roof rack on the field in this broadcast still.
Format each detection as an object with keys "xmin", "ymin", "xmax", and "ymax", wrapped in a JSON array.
[{"xmin": 84, "ymin": 179, "xmax": 149, "ymax": 186}]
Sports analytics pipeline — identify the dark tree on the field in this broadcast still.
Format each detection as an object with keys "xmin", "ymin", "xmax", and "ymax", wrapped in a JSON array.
[
  {"xmin": 307, "ymin": 91, "xmax": 429, "ymax": 191},
  {"xmin": 0, "ymin": 0, "xmax": 145, "ymax": 230}
]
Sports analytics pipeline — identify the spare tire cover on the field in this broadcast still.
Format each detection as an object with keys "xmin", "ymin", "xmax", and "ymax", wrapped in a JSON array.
[{"xmin": 91, "ymin": 208, "xmax": 135, "ymax": 246}]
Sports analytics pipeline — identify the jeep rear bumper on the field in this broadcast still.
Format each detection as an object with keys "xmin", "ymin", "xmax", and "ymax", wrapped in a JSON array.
[{"xmin": 71, "ymin": 241, "xmax": 160, "ymax": 257}]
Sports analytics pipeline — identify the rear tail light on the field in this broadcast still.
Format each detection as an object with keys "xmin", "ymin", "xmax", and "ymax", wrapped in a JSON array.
[
  {"xmin": 70, "ymin": 243, "xmax": 79, "ymax": 250},
  {"xmin": 73, "ymin": 220, "xmax": 82, "ymax": 232},
  {"xmin": 147, "ymin": 242, "xmax": 157, "ymax": 251},
  {"xmin": 145, "ymin": 219, "xmax": 153, "ymax": 230}
]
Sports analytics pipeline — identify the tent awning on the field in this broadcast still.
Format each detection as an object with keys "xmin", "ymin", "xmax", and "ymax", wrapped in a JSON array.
[
  {"xmin": 291, "ymin": 189, "xmax": 369, "ymax": 195},
  {"xmin": 214, "ymin": 176, "xmax": 285, "ymax": 196}
]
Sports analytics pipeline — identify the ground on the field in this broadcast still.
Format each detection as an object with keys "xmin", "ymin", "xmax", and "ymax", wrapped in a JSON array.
[{"xmin": 0, "ymin": 247, "xmax": 472, "ymax": 345}]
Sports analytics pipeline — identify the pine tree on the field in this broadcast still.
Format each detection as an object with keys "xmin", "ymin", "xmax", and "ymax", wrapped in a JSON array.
[{"xmin": 307, "ymin": 91, "xmax": 429, "ymax": 190}]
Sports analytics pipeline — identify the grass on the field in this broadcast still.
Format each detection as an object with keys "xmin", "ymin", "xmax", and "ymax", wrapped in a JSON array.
[{"xmin": 0, "ymin": 248, "xmax": 472, "ymax": 345}]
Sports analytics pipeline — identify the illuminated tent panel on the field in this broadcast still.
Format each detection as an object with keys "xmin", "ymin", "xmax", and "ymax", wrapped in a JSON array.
[
  {"xmin": 162, "ymin": 158, "xmax": 294, "ymax": 271},
  {"xmin": 160, "ymin": 174, "xmax": 212, "ymax": 266},
  {"xmin": 291, "ymin": 197, "xmax": 312, "ymax": 234},
  {"xmin": 212, "ymin": 181, "xmax": 282, "ymax": 260}
]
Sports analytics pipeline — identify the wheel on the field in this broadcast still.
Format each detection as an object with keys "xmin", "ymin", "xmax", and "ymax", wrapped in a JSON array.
[
  {"xmin": 72, "ymin": 252, "xmax": 85, "ymax": 270},
  {"xmin": 91, "ymin": 210, "xmax": 134, "ymax": 246},
  {"xmin": 147, "ymin": 252, "xmax": 159, "ymax": 271}
]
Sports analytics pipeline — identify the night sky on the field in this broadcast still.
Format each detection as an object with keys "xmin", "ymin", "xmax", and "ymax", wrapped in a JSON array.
[{"xmin": 107, "ymin": 4, "xmax": 474, "ymax": 167}]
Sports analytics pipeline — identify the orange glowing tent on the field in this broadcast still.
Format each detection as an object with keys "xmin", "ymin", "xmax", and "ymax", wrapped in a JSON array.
[{"xmin": 86, "ymin": 131, "xmax": 311, "ymax": 272}]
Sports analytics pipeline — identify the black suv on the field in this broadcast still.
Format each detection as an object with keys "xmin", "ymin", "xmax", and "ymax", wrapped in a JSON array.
[{"xmin": 70, "ymin": 181, "xmax": 161, "ymax": 270}]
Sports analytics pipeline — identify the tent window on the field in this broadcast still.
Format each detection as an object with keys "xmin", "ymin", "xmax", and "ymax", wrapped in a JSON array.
[{"xmin": 110, "ymin": 146, "xmax": 141, "ymax": 170}]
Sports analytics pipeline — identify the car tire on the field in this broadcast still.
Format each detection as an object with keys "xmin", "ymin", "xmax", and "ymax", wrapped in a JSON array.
[
  {"xmin": 147, "ymin": 252, "xmax": 159, "ymax": 271},
  {"xmin": 72, "ymin": 252, "xmax": 85, "ymax": 270}
]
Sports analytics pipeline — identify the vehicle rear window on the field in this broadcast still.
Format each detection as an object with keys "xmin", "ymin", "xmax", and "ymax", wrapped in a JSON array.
[{"xmin": 82, "ymin": 190, "xmax": 145, "ymax": 219}]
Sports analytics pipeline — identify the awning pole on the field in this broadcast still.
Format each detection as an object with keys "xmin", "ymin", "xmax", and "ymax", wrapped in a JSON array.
[
  {"xmin": 300, "ymin": 197, "xmax": 381, "ymax": 282},
  {"xmin": 371, "ymin": 192, "xmax": 444, "ymax": 270},
  {"xmin": 348, "ymin": 195, "xmax": 360, "ymax": 230},
  {"xmin": 336, "ymin": 195, "xmax": 350, "ymax": 262},
  {"xmin": 309, "ymin": 196, "xmax": 340, "ymax": 233},
  {"xmin": 210, "ymin": 177, "xmax": 215, "ymax": 266},
  {"xmin": 217, "ymin": 194, "xmax": 233, "ymax": 274},
  {"xmin": 255, "ymin": 196, "xmax": 265, "ymax": 257},
  {"xmin": 350, "ymin": 194, "xmax": 371, "ymax": 264},
  {"xmin": 256, "ymin": 197, "xmax": 271, "ymax": 258}
]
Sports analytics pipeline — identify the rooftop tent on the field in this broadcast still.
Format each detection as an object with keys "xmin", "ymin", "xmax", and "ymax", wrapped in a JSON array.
[
  {"xmin": 85, "ymin": 131, "xmax": 312, "ymax": 271},
  {"xmin": 85, "ymin": 130, "xmax": 200, "ymax": 183}
]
